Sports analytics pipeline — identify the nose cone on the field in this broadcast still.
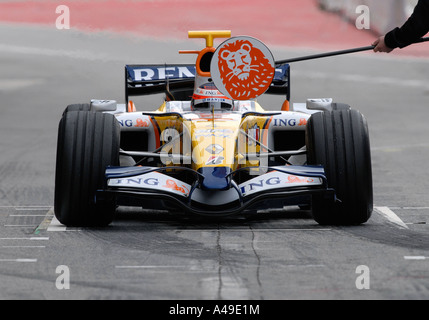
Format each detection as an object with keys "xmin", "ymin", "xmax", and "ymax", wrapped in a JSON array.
[{"xmin": 198, "ymin": 167, "xmax": 232, "ymax": 190}]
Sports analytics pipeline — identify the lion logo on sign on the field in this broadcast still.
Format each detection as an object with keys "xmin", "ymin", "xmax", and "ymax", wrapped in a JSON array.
[{"xmin": 218, "ymin": 39, "xmax": 274, "ymax": 100}]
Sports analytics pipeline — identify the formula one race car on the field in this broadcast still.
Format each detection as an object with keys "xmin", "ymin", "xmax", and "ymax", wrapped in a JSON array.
[{"xmin": 54, "ymin": 30, "xmax": 373, "ymax": 227}]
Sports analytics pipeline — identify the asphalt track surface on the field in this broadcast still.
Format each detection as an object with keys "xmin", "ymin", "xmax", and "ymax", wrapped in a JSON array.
[{"xmin": 1, "ymin": 22, "xmax": 429, "ymax": 301}]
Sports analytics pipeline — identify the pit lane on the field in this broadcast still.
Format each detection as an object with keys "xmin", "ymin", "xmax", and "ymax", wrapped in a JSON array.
[{"xmin": 1, "ymin": 24, "xmax": 429, "ymax": 299}]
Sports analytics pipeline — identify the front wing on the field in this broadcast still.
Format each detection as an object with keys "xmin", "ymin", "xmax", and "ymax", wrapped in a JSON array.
[{"xmin": 96, "ymin": 165, "xmax": 335, "ymax": 216}]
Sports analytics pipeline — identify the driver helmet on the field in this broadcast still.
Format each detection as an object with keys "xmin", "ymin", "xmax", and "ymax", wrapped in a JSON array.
[{"xmin": 191, "ymin": 82, "xmax": 233, "ymax": 110}]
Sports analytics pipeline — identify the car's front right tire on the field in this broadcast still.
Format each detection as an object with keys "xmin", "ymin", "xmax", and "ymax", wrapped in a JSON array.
[
  {"xmin": 62, "ymin": 103, "xmax": 91, "ymax": 116},
  {"xmin": 54, "ymin": 111, "xmax": 120, "ymax": 227}
]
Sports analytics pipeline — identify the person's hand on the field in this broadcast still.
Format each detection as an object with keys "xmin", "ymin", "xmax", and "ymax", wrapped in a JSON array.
[{"xmin": 372, "ymin": 36, "xmax": 394, "ymax": 53}]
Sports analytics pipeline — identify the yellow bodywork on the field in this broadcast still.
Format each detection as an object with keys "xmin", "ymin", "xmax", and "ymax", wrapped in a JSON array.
[{"xmin": 154, "ymin": 101, "xmax": 272, "ymax": 172}]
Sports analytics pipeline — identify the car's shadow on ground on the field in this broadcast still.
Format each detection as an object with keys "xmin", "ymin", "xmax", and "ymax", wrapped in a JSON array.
[{"xmin": 107, "ymin": 206, "xmax": 317, "ymax": 231}]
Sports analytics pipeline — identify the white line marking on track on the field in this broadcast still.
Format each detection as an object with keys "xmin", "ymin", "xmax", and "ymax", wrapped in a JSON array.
[
  {"xmin": 390, "ymin": 207, "xmax": 429, "ymax": 210},
  {"xmin": 14, "ymin": 208, "xmax": 52, "ymax": 211},
  {"xmin": 374, "ymin": 206, "xmax": 409, "ymax": 229},
  {"xmin": 0, "ymin": 259, "xmax": 37, "ymax": 262},
  {"xmin": 9, "ymin": 215, "xmax": 51, "ymax": 217},
  {"xmin": 4, "ymin": 225, "xmax": 39, "ymax": 228},
  {"xmin": 47, "ymin": 216, "xmax": 66, "ymax": 231},
  {"xmin": 1, "ymin": 246, "xmax": 45, "ymax": 248},
  {"xmin": 0, "ymin": 237, "xmax": 49, "ymax": 241},
  {"xmin": 404, "ymin": 256, "xmax": 428, "ymax": 260},
  {"xmin": 0, "ymin": 206, "xmax": 52, "ymax": 209},
  {"xmin": 47, "ymin": 216, "xmax": 81, "ymax": 231}
]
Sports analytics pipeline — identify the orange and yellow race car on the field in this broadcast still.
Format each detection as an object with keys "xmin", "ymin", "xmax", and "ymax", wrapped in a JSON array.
[{"xmin": 54, "ymin": 31, "xmax": 373, "ymax": 227}]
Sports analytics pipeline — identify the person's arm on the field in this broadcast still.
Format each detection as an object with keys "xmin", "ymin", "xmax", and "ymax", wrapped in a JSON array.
[{"xmin": 373, "ymin": 0, "xmax": 429, "ymax": 52}]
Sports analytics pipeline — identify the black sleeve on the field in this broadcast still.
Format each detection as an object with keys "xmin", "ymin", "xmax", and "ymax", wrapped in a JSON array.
[{"xmin": 384, "ymin": 0, "xmax": 429, "ymax": 49}]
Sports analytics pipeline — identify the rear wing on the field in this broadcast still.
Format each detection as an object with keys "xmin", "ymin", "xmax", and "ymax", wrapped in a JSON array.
[{"xmin": 125, "ymin": 64, "xmax": 290, "ymax": 103}]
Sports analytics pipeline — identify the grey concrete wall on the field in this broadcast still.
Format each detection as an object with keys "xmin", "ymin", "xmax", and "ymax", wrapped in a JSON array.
[{"xmin": 318, "ymin": 0, "xmax": 418, "ymax": 35}]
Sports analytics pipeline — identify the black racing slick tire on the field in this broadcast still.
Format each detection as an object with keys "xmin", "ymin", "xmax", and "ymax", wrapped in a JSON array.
[
  {"xmin": 54, "ymin": 111, "xmax": 120, "ymax": 227},
  {"xmin": 306, "ymin": 109, "xmax": 373, "ymax": 225},
  {"xmin": 62, "ymin": 103, "xmax": 91, "ymax": 116},
  {"xmin": 331, "ymin": 103, "xmax": 351, "ymax": 111}
]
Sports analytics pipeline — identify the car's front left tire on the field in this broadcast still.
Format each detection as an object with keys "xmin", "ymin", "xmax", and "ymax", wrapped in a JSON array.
[{"xmin": 306, "ymin": 109, "xmax": 373, "ymax": 225}]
